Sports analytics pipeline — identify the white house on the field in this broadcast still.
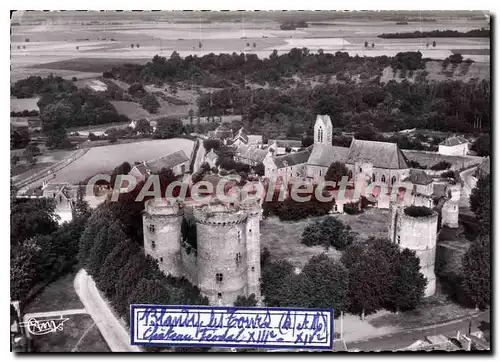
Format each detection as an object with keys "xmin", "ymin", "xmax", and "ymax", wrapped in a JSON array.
[{"xmin": 438, "ymin": 136, "xmax": 469, "ymax": 156}]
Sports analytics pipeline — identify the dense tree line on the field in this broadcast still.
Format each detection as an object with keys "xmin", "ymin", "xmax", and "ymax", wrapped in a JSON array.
[
  {"xmin": 10, "ymin": 188, "xmax": 90, "ymax": 304},
  {"xmin": 378, "ymin": 28, "xmax": 490, "ymax": 39},
  {"xmin": 11, "ymin": 75, "xmax": 75, "ymax": 99},
  {"xmin": 197, "ymin": 78, "xmax": 490, "ymax": 138},
  {"xmin": 105, "ymin": 49, "xmax": 396, "ymax": 87},
  {"xmin": 261, "ymin": 237, "xmax": 426, "ymax": 318}
]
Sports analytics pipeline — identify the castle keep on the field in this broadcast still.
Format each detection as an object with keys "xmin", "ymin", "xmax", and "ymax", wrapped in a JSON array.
[{"xmin": 142, "ymin": 198, "xmax": 262, "ymax": 306}]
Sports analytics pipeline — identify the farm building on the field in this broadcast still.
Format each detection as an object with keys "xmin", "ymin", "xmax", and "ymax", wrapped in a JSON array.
[
  {"xmin": 130, "ymin": 150, "xmax": 190, "ymax": 181},
  {"xmin": 438, "ymin": 136, "xmax": 469, "ymax": 156}
]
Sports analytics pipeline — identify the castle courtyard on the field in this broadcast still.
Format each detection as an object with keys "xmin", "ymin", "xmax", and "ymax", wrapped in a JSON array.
[{"xmin": 260, "ymin": 208, "xmax": 390, "ymax": 269}]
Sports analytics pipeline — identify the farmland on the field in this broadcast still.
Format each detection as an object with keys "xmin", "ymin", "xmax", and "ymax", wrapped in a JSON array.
[
  {"xmin": 50, "ymin": 138, "xmax": 194, "ymax": 184},
  {"xmin": 10, "ymin": 97, "xmax": 40, "ymax": 112},
  {"xmin": 11, "ymin": 12, "xmax": 489, "ymax": 82}
]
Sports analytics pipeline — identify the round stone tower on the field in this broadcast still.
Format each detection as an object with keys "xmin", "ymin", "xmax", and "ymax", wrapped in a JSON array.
[
  {"xmin": 389, "ymin": 203, "xmax": 438, "ymax": 297},
  {"xmin": 193, "ymin": 202, "xmax": 249, "ymax": 306},
  {"xmin": 239, "ymin": 198, "xmax": 262, "ymax": 302},
  {"xmin": 143, "ymin": 199, "xmax": 184, "ymax": 277},
  {"xmin": 441, "ymin": 183, "xmax": 461, "ymax": 228}
]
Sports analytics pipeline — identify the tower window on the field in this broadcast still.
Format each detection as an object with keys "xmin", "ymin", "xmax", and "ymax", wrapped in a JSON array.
[
  {"xmin": 251, "ymin": 266, "xmax": 255, "ymax": 272},
  {"xmin": 216, "ymin": 273, "xmax": 223, "ymax": 283},
  {"xmin": 372, "ymin": 173, "xmax": 376, "ymax": 182},
  {"xmin": 235, "ymin": 253, "xmax": 242, "ymax": 265},
  {"xmin": 217, "ymin": 293, "xmax": 222, "ymax": 298},
  {"xmin": 381, "ymin": 175, "xmax": 386, "ymax": 183},
  {"xmin": 391, "ymin": 176, "xmax": 397, "ymax": 185},
  {"xmin": 238, "ymin": 231, "xmax": 241, "ymax": 242},
  {"xmin": 151, "ymin": 240, "xmax": 156, "ymax": 249},
  {"xmin": 148, "ymin": 224, "xmax": 155, "ymax": 233},
  {"xmin": 359, "ymin": 167, "xmax": 362, "ymax": 173},
  {"xmin": 160, "ymin": 257, "xmax": 163, "ymax": 262},
  {"xmin": 397, "ymin": 235, "xmax": 400, "ymax": 245}
]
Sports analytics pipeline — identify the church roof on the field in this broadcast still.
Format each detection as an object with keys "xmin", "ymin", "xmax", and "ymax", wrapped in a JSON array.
[
  {"xmin": 274, "ymin": 149, "xmax": 311, "ymax": 169},
  {"xmin": 307, "ymin": 144, "xmax": 349, "ymax": 167},
  {"xmin": 439, "ymin": 136, "xmax": 468, "ymax": 147},
  {"xmin": 408, "ymin": 169, "xmax": 433, "ymax": 185},
  {"xmin": 316, "ymin": 114, "xmax": 332, "ymax": 128},
  {"xmin": 144, "ymin": 150, "xmax": 190, "ymax": 173},
  {"xmin": 347, "ymin": 139, "xmax": 409, "ymax": 169}
]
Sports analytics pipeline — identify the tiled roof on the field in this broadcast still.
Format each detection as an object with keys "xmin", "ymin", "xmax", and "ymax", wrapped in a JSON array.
[
  {"xmin": 409, "ymin": 169, "xmax": 433, "ymax": 185},
  {"xmin": 307, "ymin": 144, "xmax": 349, "ymax": 167},
  {"xmin": 232, "ymin": 128, "xmax": 249, "ymax": 143},
  {"xmin": 274, "ymin": 149, "xmax": 311, "ymax": 169},
  {"xmin": 236, "ymin": 144, "xmax": 269, "ymax": 163},
  {"xmin": 439, "ymin": 136, "xmax": 468, "ymax": 147},
  {"xmin": 347, "ymin": 139, "xmax": 408, "ymax": 169},
  {"xmin": 131, "ymin": 163, "xmax": 148, "ymax": 176},
  {"xmin": 205, "ymin": 149, "xmax": 218, "ymax": 161},
  {"xmin": 145, "ymin": 150, "xmax": 190, "ymax": 173},
  {"xmin": 268, "ymin": 139, "xmax": 303, "ymax": 148}
]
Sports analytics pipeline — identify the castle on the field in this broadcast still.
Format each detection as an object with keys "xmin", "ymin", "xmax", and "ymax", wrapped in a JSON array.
[{"xmin": 142, "ymin": 197, "xmax": 262, "ymax": 306}]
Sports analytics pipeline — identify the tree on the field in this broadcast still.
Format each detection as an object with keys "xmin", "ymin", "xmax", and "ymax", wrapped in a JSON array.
[
  {"xmin": 470, "ymin": 175, "xmax": 491, "ymax": 235},
  {"xmin": 391, "ymin": 248, "xmax": 427, "ymax": 312},
  {"xmin": 261, "ymin": 259, "xmax": 295, "ymax": 307},
  {"xmin": 461, "ymin": 235, "xmax": 490, "ymax": 310},
  {"xmin": 11, "ymin": 154, "xmax": 20, "ymax": 167},
  {"xmin": 301, "ymin": 217, "xmax": 353, "ymax": 250},
  {"xmin": 78, "ymin": 206, "xmax": 116, "ymax": 266},
  {"xmin": 98, "ymin": 239, "xmax": 140, "ymax": 298},
  {"xmin": 135, "ymin": 119, "xmax": 152, "ymax": 134},
  {"xmin": 234, "ymin": 293, "xmax": 258, "ymax": 306},
  {"xmin": 10, "ymin": 238, "xmax": 41, "ymax": 301},
  {"xmin": 72, "ymin": 183, "xmax": 91, "ymax": 221},
  {"xmin": 324, "ymin": 161, "xmax": 349, "ymax": 184},
  {"xmin": 297, "ymin": 254, "xmax": 349, "ymax": 314},
  {"xmin": 153, "ymin": 117, "xmax": 184, "ymax": 139},
  {"xmin": 126, "ymin": 278, "xmax": 171, "ymax": 323},
  {"xmin": 471, "ymin": 135, "xmax": 490, "ymax": 156},
  {"xmin": 11, "ymin": 198, "xmax": 59, "ymax": 249},
  {"xmin": 140, "ymin": 94, "xmax": 160, "ymax": 114}
]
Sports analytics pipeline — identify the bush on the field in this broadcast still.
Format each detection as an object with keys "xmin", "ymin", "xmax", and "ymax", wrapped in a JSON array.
[
  {"xmin": 404, "ymin": 205, "xmax": 434, "ymax": 218},
  {"xmin": 344, "ymin": 202, "xmax": 362, "ymax": 215},
  {"xmin": 430, "ymin": 161, "xmax": 451, "ymax": 171},
  {"xmin": 71, "ymin": 77, "xmax": 78, "ymax": 82}
]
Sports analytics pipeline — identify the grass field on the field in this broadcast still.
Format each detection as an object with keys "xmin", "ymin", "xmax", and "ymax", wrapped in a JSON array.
[
  {"xmin": 10, "ymin": 97, "xmax": 40, "ymax": 112},
  {"xmin": 50, "ymin": 138, "xmax": 194, "ymax": 184},
  {"xmin": 24, "ymin": 271, "xmax": 84, "ymax": 314},
  {"xmin": 260, "ymin": 209, "xmax": 389, "ymax": 269},
  {"xmin": 31, "ymin": 313, "xmax": 110, "ymax": 352},
  {"xmin": 110, "ymin": 100, "xmax": 151, "ymax": 120}
]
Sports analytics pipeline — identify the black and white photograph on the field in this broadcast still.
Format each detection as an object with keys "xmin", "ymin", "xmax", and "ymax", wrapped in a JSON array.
[{"xmin": 8, "ymin": 8, "xmax": 492, "ymax": 353}]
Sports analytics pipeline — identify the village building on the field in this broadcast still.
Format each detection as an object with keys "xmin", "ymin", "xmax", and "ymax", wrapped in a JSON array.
[
  {"xmin": 438, "ymin": 136, "xmax": 469, "ymax": 156},
  {"xmin": 234, "ymin": 143, "xmax": 272, "ymax": 167},
  {"xmin": 263, "ymin": 148, "xmax": 312, "ymax": 184},
  {"xmin": 130, "ymin": 150, "xmax": 190, "ymax": 181},
  {"xmin": 203, "ymin": 148, "xmax": 219, "ymax": 168},
  {"xmin": 267, "ymin": 139, "xmax": 303, "ymax": 156}
]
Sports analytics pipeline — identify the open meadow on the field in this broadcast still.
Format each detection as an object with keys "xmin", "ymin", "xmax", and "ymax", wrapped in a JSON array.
[{"xmin": 50, "ymin": 138, "xmax": 194, "ymax": 184}]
